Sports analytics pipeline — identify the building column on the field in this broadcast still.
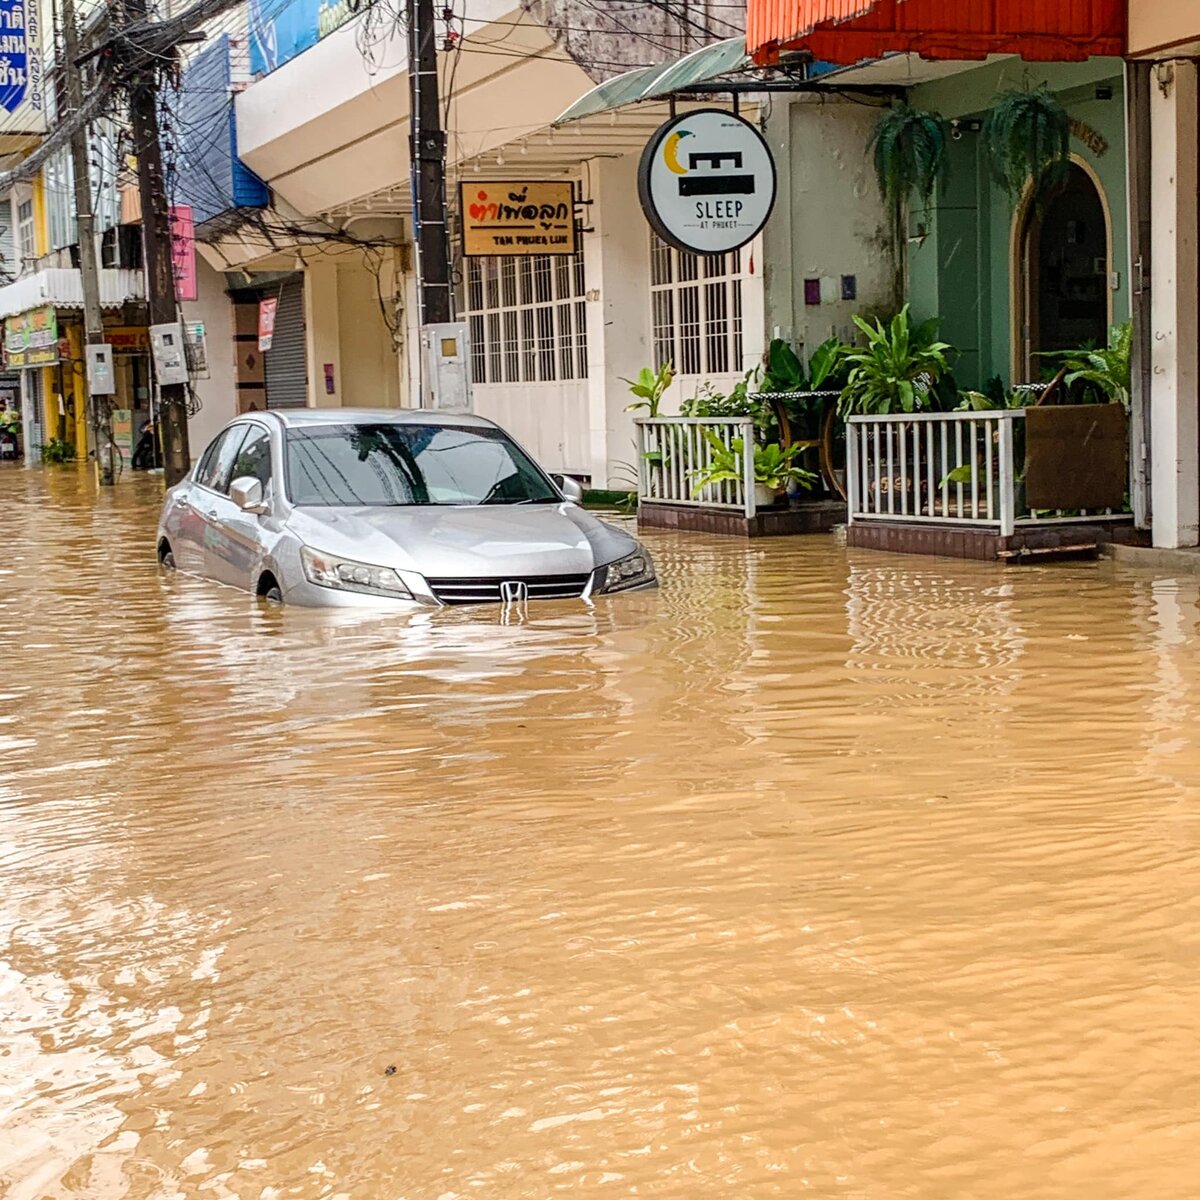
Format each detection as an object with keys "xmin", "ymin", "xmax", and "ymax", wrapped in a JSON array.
[
  {"xmin": 1149, "ymin": 60, "xmax": 1200, "ymax": 548},
  {"xmin": 303, "ymin": 260, "xmax": 341, "ymax": 408},
  {"xmin": 583, "ymin": 153, "xmax": 653, "ymax": 489}
]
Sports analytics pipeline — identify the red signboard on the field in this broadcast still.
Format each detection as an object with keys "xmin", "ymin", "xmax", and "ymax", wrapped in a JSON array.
[
  {"xmin": 169, "ymin": 205, "xmax": 198, "ymax": 303},
  {"xmin": 258, "ymin": 297, "xmax": 278, "ymax": 352},
  {"xmin": 748, "ymin": 0, "xmax": 1127, "ymax": 65}
]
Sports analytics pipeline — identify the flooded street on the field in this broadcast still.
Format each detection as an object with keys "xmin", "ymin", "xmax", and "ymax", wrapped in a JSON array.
[{"xmin": 2, "ymin": 464, "xmax": 1198, "ymax": 1199}]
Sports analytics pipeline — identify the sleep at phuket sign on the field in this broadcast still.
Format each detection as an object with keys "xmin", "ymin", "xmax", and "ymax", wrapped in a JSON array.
[
  {"xmin": 638, "ymin": 109, "xmax": 775, "ymax": 256},
  {"xmin": 249, "ymin": 0, "xmax": 363, "ymax": 76}
]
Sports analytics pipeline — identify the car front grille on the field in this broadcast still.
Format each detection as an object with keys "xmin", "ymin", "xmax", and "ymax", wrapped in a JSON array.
[{"xmin": 425, "ymin": 574, "xmax": 592, "ymax": 605}]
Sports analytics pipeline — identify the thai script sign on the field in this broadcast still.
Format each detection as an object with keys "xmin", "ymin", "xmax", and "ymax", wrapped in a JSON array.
[
  {"xmin": 0, "ymin": 0, "xmax": 44, "ymax": 129},
  {"xmin": 170, "ymin": 206, "xmax": 198, "ymax": 302},
  {"xmin": 106, "ymin": 327, "xmax": 150, "ymax": 352},
  {"xmin": 249, "ymin": 0, "xmax": 361, "ymax": 76},
  {"xmin": 638, "ymin": 109, "xmax": 776, "ymax": 256},
  {"xmin": 460, "ymin": 182, "xmax": 577, "ymax": 257},
  {"xmin": 5, "ymin": 307, "xmax": 59, "ymax": 368}
]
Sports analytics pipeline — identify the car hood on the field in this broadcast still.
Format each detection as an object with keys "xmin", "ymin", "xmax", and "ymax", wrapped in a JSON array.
[{"xmin": 284, "ymin": 503, "xmax": 637, "ymax": 577}]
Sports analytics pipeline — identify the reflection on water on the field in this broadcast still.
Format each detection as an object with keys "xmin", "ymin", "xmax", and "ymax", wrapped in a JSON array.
[{"xmin": 1, "ymin": 465, "xmax": 1198, "ymax": 1198}]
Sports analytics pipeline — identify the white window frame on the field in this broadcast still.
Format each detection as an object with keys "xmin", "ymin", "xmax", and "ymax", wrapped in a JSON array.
[
  {"xmin": 462, "ymin": 251, "xmax": 587, "ymax": 385},
  {"xmin": 649, "ymin": 231, "xmax": 744, "ymax": 378},
  {"xmin": 17, "ymin": 197, "xmax": 36, "ymax": 269}
]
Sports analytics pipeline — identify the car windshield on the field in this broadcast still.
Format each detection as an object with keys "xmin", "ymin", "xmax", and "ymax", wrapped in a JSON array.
[{"xmin": 284, "ymin": 422, "xmax": 561, "ymax": 507}]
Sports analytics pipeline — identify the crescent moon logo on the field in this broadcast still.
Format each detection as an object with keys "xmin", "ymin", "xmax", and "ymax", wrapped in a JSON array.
[{"xmin": 663, "ymin": 130, "xmax": 693, "ymax": 176}]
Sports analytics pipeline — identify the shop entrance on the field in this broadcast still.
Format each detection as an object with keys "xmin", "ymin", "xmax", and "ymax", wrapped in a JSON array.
[{"xmin": 1016, "ymin": 161, "xmax": 1111, "ymax": 382}]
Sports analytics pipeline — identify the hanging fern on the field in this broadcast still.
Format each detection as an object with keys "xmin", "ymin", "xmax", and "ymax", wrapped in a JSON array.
[
  {"xmin": 983, "ymin": 85, "xmax": 1071, "ymax": 204},
  {"xmin": 868, "ymin": 102, "xmax": 949, "ymax": 214},
  {"xmin": 867, "ymin": 103, "xmax": 948, "ymax": 302}
]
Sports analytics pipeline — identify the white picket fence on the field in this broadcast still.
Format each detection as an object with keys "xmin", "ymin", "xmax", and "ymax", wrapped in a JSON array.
[
  {"xmin": 846, "ymin": 409, "xmax": 1126, "ymax": 536},
  {"xmin": 635, "ymin": 417, "xmax": 759, "ymax": 518}
]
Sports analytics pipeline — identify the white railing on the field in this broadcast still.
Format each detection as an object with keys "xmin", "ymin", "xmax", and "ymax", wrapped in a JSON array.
[
  {"xmin": 635, "ymin": 417, "xmax": 758, "ymax": 518},
  {"xmin": 849, "ymin": 410, "xmax": 1023, "ymax": 534},
  {"xmin": 847, "ymin": 410, "xmax": 1130, "ymax": 535}
]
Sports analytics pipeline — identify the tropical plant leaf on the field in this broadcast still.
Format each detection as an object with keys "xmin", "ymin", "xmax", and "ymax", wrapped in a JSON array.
[{"xmin": 983, "ymin": 85, "xmax": 1071, "ymax": 205}]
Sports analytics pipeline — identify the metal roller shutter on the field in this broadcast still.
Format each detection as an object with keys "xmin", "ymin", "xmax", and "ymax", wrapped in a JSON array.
[{"xmin": 264, "ymin": 279, "xmax": 307, "ymax": 409}]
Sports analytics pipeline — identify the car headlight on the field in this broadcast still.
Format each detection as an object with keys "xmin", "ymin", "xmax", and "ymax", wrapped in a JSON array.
[
  {"xmin": 597, "ymin": 547, "xmax": 656, "ymax": 593},
  {"xmin": 300, "ymin": 546, "xmax": 411, "ymax": 598}
]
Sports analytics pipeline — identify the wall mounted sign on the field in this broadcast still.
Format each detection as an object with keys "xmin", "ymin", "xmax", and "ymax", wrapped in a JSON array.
[
  {"xmin": 170, "ymin": 205, "xmax": 198, "ymax": 302},
  {"xmin": 106, "ymin": 327, "xmax": 150, "ymax": 353},
  {"xmin": 258, "ymin": 298, "xmax": 278, "ymax": 352},
  {"xmin": 1069, "ymin": 118, "xmax": 1109, "ymax": 158},
  {"xmin": 460, "ymin": 182, "xmax": 576, "ymax": 257},
  {"xmin": 5, "ymin": 307, "xmax": 58, "ymax": 368},
  {"xmin": 638, "ymin": 109, "xmax": 776, "ymax": 256},
  {"xmin": 0, "ymin": 0, "xmax": 45, "ymax": 132},
  {"xmin": 248, "ymin": 0, "xmax": 358, "ymax": 76}
]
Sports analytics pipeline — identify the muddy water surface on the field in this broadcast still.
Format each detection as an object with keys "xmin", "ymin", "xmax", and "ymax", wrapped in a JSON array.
[{"xmin": 1, "ymin": 465, "xmax": 1198, "ymax": 1199}]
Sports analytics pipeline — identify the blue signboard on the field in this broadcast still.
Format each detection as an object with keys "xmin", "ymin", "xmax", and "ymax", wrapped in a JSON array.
[
  {"xmin": 249, "ymin": 0, "xmax": 360, "ymax": 77},
  {"xmin": 0, "ymin": 0, "xmax": 43, "ymax": 120}
]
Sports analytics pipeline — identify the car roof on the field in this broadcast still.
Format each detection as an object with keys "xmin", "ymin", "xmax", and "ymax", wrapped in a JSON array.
[{"xmin": 246, "ymin": 408, "xmax": 499, "ymax": 431}]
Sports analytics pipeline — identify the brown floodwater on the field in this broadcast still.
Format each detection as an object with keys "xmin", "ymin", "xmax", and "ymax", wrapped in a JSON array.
[{"xmin": 1, "ymin": 463, "xmax": 1198, "ymax": 1199}]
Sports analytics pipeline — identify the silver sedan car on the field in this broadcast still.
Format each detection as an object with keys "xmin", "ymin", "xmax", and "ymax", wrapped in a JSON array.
[{"xmin": 156, "ymin": 409, "xmax": 655, "ymax": 607}]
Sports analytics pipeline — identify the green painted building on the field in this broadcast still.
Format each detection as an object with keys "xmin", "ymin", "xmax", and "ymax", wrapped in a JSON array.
[{"xmin": 906, "ymin": 58, "xmax": 1128, "ymax": 392}]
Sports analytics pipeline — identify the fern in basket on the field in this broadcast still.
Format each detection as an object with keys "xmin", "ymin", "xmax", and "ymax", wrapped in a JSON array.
[
  {"xmin": 868, "ymin": 103, "xmax": 949, "ymax": 254},
  {"xmin": 983, "ymin": 85, "xmax": 1071, "ymax": 204}
]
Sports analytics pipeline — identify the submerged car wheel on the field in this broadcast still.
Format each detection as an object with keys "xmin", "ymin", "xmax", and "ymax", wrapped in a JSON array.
[
  {"xmin": 257, "ymin": 572, "xmax": 283, "ymax": 604},
  {"xmin": 158, "ymin": 540, "xmax": 176, "ymax": 570}
]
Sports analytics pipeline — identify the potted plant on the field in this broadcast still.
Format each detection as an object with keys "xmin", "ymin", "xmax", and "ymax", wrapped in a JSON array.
[
  {"xmin": 1039, "ymin": 322, "xmax": 1132, "ymax": 408},
  {"xmin": 868, "ymin": 103, "xmax": 949, "ymax": 299},
  {"xmin": 983, "ymin": 85, "xmax": 1071, "ymax": 205},
  {"xmin": 624, "ymin": 362, "xmax": 676, "ymax": 496},
  {"xmin": 838, "ymin": 305, "xmax": 953, "ymax": 417},
  {"xmin": 690, "ymin": 433, "xmax": 817, "ymax": 509}
]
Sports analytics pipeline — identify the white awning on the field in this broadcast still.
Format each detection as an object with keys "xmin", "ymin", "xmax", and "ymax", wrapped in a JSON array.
[{"xmin": 0, "ymin": 269, "xmax": 146, "ymax": 320}]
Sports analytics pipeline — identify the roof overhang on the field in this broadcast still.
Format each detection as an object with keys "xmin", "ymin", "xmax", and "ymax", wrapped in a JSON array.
[
  {"xmin": 748, "ymin": 0, "xmax": 1126, "ymax": 67},
  {"xmin": 0, "ymin": 269, "xmax": 146, "ymax": 321},
  {"xmin": 553, "ymin": 37, "xmax": 751, "ymax": 125}
]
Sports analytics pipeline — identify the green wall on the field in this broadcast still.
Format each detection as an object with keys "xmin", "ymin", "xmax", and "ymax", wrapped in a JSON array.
[{"xmin": 906, "ymin": 58, "xmax": 1128, "ymax": 390}]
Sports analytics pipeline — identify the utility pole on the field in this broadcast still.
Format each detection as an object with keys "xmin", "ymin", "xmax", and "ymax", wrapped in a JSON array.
[
  {"xmin": 125, "ymin": 0, "xmax": 190, "ymax": 486},
  {"xmin": 407, "ymin": 0, "xmax": 451, "ymax": 327},
  {"xmin": 61, "ymin": 0, "xmax": 113, "ymax": 483}
]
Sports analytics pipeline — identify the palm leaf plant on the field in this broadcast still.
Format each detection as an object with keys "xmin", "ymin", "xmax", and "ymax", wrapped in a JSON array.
[
  {"xmin": 983, "ymin": 85, "xmax": 1071, "ymax": 205},
  {"xmin": 868, "ymin": 103, "xmax": 949, "ymax": 295},
  {"xmin": 689, "ymin": 433, "xmax": 817, "ymax": 497},
  {"xmin": 1039, "ymin": 321, "xmax": 1132, "ymax": 408},
  {"xmin": 838, "ymin": 305, "xmax": 953, "ymax": 417}
]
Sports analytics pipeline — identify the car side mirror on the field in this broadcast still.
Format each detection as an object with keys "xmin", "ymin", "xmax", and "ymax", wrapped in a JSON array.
[
  {"xmin": 552, "ymin": 474, "xmax": 585, "ymax": 504},
  {"xmin": 230, "ymin": 476, "xmax": 268, "ymax": 513}
]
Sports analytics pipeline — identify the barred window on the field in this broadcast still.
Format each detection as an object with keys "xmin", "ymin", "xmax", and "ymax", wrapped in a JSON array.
[
  {"xmin": 462, "ymin": 251, "xmax": 588, "ymax": 383},
  {"xmin": 650, "ymin": 232, "xmax": 744, "ymax": 377}
]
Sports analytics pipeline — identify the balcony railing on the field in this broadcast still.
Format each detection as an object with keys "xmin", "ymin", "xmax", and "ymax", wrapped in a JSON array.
[
  {"xmin": 846, "ymin": 410, "xmax": 1128, "ymax": 536},
  {"xmin": 635, "ymin": 417, "xmax": 758, "ymax": 518}
]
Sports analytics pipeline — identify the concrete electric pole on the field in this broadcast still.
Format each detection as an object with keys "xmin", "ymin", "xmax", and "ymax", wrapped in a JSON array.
[
  {"xmin": 61, "ymin": 0, "xmax": 113, "ymax": 482},
  {"xmin": 125, "ymin": 0, "xmax": 191, "ymax": 487},
  {"xmin": 407, "ymin": 0, "xmax": 451, "ymax": 327}
]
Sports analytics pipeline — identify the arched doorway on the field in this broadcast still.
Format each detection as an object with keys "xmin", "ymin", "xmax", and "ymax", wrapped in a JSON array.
[{"xmin": 1014, "ymin": 160, "xmax": 1112, "ymax": 382}]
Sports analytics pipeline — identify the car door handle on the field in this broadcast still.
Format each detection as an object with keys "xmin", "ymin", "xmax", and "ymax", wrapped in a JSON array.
[{"xmin": 205, "ymin": 508, "xmax": 218, "ymax": 519}]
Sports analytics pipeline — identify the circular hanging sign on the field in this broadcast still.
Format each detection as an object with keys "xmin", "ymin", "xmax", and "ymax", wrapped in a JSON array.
[{"xmin": 637, "ymin": 109, "xmax": 777, "ymax": 256}]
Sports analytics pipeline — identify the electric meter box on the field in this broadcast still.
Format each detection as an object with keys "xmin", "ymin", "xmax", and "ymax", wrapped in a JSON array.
[
  {"xmin": 149, "ymin": 322, "xmax": 190, "ymax": 386},
  {"xmin": 420, "ymin": 322, "xmax": 473, "ymax": 412},
  {"xmin": 85, "ymin": 343, "xmax": 116, "ymax": 395}
]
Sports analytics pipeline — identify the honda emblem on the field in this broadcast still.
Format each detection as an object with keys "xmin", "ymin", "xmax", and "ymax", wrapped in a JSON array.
[{"xmin": 499, "ymin": 580, "xmax": 529, "ymax": 604}]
